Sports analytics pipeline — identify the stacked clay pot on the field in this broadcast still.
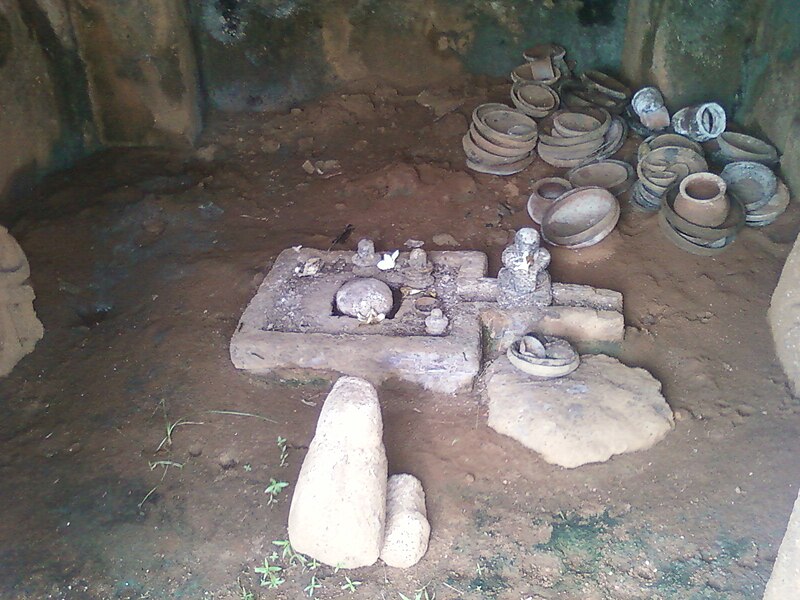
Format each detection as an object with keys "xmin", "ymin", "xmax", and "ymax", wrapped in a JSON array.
[
  {"xmin": 632, "ymin": 133, "xmax": 707, "ymax": 210},
  {"xmin": 540, "ymin": 186, "xmax": 620, "ymax": 248},
  {"xmin": 537, "ymin": 108, "xmax": 627, "ymax": 168},
  {"xmin": 511, "ymin": 45, "xmax": 564, "ymax": 87},
  {"xmin": 659, "ymin": 172, "xmax": 744, "ymax": 255},
  {"xmin": 511, "ymin": 81, "xmax": 560, "ymax": 119},
  {"xmin": 559, "ymin": 70, "xmax": 631, "ymax": 115},
  {"xmin": 463, "ymin": 103, "xmax": 538, "ymax": 175},
  {"xmin": 708, "ymin": 132, "xmax": 779, "ymax": 167},
  {"xmin": 720, "ymin": 161, "xmax": 789, "ymax": 227}
]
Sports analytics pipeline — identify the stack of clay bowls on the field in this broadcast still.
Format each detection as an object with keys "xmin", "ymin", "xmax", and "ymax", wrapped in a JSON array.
[
  {"xmin": 565, "ymin": 159, "xmax": 635, "ymax": 196},
  {"xmin": 659, "ymin": 172, "xmax": 744, "ymax": 255},
  {"xmin": 541, "ymin": 186, "xmax": 620, "ymax": 248},
  {"xmin": 560, "ymin": 70, "xmax": 630, "ymax": 115},
  {"xmin": 463, "ymin": 103, "xmax": 538, "ymax": 175},
  {"xmin": 507, "ymin": 334, "xmax": 579, "ymax": 378},
  {"xmin": 708, "ymin": 132, "xmax": 779, "ymax": 167},
  {"xmin": 527, "ymin": 177, "xmax": 573, "ymax": 224},
  {"xmin": 671, "ymin": 102, "xmax": 726, "ymax": 142},
  {"xmin": 511, "ymin": 45, "xmax": 563, "ymax": 86},
  {"xmin": 511, "ymin": 81, "xmax": 560, "ymax": 118},
  {"xmin": 720, "ymin": 161, "xmax": 789, "ymax": 227},
  {"xmin": 632, "ymin": 133, "xmax": 707, "ymax": 211},
  {"xmin": 537, "ymin": 108, "xmax": 627, "ymax": 167}
]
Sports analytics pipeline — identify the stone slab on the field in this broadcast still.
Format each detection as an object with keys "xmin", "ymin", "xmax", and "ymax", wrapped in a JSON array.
[
  {"xmin": 230, "ymin": 248, "xmax": 487, "ymax": 394},
  {"xmin": 486, "ymin": 355, "xmax": 673, "ymax": 468}
]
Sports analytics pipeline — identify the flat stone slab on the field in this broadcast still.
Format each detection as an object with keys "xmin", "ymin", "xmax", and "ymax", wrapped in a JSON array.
[
  {"xmin": 230, "ymin": 247, "xmax": 487, "ymax": 394},
  {"xmin": 486, "ymin": 355, "xmax": 673, "ymax": 468}
]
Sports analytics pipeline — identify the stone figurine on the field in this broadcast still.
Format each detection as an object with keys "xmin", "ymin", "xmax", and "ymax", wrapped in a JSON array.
[
  {"xmin": 497, "ymin": 228, "xmax": 552, "ymax": 309},
  {"xmin": 402, "ymin": 248, "xmax": 434, "ymax": 289},
  {"xmin": 0, "ymin": 226, "xmax": 44, "ymax": 377}
]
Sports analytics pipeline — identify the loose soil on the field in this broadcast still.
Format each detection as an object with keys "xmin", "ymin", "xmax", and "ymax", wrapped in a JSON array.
[{"xmin": 2, "ymin": 79, "xmax": 800, "ymax": 600}]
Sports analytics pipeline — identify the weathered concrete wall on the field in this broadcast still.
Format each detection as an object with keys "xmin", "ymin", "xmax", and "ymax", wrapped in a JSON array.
[
  {"xmin": 190, "ymin": 0, "xmax": 631, "ymax": 111},
  {"xmin": 0, "ymin": 0, "xmax": 96, "ymax": 216},
  {"xmin": 0, "ymin": 0, "xmax": 202, "ymax": 215},
  {"xmin": 69, "ymin": 0, "xmax": 201, "ymax": 146}
]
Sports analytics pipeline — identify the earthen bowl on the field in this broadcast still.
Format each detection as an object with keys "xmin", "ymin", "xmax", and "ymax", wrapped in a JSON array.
[
  {"xmin": 746, "ymin": 181, "xmax": 791, "ymax": 226},
  {"xmin": 469, "ymin": 123, "xmax": 535, "ymax": 157},
  {"xmin": 580, "ymin": 70, "xmax": 631, "ymax": 100},
  {"xmin": 541, "ymin": 186, "xmax": 620, "ymax": 248},
  {"xmin": 527, "ymin": 177, "xmax": 573, "ymax": 224},
  {"xmin": 720, "ymin": 161, "xmax": 778, "ymax": 210},
  {"xmin": 716, "ymin": 132, "xmax": 779, "ymax": 166},
  {"xmin": 566, "ymin": 160, "xmax": 634, "ymax": 195}
]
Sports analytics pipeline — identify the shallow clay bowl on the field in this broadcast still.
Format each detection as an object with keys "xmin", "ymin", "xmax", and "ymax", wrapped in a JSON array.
[
  {"xmin": 567, "ymin": 160, "xmax": 634, "ymax": 195},
  {"xmin": 717, "ymin": 132, "xmax": 779, "ymax": 165},
  {"xmin": 553, "ymin": 112, "xmax": 603, "ymax": 137},
  {"xmin": 507, "ymin": 335, "xmax": 579, "ymax": 378},
  {"xmin": 473, "ymin": 108, "xmax": 538, "ymax": 148},
  {"xmin": 467, "ymin": 152, "xmax": 534, "ymax": 176},
  {"xmin": 658, "ymin": 210, "xmax": 735, "ymax": 256},
  {"xmin": 638, "ymin": 134, "xmax": 704, "ymax": 162},
  {"xmin": 462, "ymin": 133, "xmax": 528, "ymax": 165},
  {"xmin": 541, "ymin": 186, "xmax": 620, "ymax": 247},
  {"xmin": 746, "ymin": 181, "xmax": 790, "ymax": 226},
  {"xmin": 469, "ymin": 124, "xmax": 535, "ymax": 157},
  {"xmin": 581, "ymin": 70, "xmax": 631, "ymax": 100},
  {"xmin": 511, "ymin": 63, "xmax": 561, "ymax": 85},
  {"xmin": 511, "ymin": 82, "xmax": 559, "ymax": 113},
  {"xmin": 720, "ymin": 161, "xmax": 778, "ymax": 210},
  {"xmin": 538, "ymin": 108, "xmax": 611, "ymax": 146}
]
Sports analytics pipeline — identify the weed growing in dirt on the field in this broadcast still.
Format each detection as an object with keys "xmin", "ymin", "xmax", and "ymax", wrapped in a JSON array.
[
  {"xmin": 265, "ymin": 479, "xmax": 289, "ymax": 505},
  {"xmin": 255, "ymin": 557, "xmax": 284, "ymax": 589},
  {"xmin": 155, "ymin": 399, "xmax": 204, "ymax": 452},
  {"xmin": 341, "ymin": 576, "xmax": 362, "ymax": 593},
  {"xmin": 277, "ymin": 436, "xmax": 289, "ymax": 467},
  {"xmin": 399, "ymin": 584, "xmax": 435, "ymax": 600},
  {"xmin": 304, "ymin": 574, "xmax": 321, "ymax": 597},
  {"xmin": 272, "ymin": 539, "xmax": 307, "ymax": 566},
  {"xmin": 237, "ymin": 577, "xmax": 254, "ymax": 600}
]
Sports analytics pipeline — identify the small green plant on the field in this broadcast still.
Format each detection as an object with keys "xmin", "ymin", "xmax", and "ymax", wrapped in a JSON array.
[
  {"xmin": 255, "ymin": 557, "xmax": 284, "ymax": 589},
  {"xmin": 277, "ymin": 436, "xmax": 289, "ymax": 467},
  {"xmin": 475, "ymin": 561, "xmax": 485, "ymax": 577},
  {"xmin": 265, "ymin": 479, "xmax": 289, "ymax": 505},
  {"xmin": 237, "ymin": 577, "xmax": 254, "ymax": 600},
  {"xmin": 341, "ymin": 576, "xmax": 362, "ymax": 593},
  {"xmin": 243, "ymin": 464, "xmax": 252, "ymax": 472},
  {"xmin": 156, "ymin": 417, "xmax": 205, "ymax": 452},
  {"xmin": 399, "ymin": 585, "xmax": 435, "ymax": 600},
  {"xmin": 305, "ymin": 557, "xmax": 319, "ymax": 571},
  {"xmin": 304, "ymin": 574, "xmax": 321, "ymax": 597},
  {"xmin": 272, "ymin": 539, "xmax": 307, "ymax": 566}
]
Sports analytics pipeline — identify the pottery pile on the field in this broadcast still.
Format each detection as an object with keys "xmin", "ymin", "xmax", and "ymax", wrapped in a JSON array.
[
  {"xmin": 721, "ymin": 161, "xmax": 789, "ymax": 227},
  {"xmin": 511, "ymin": 81, "xmax": 560, "ymax": 118},
  {"xmin": 540, "ymin": 186, "xmax": 620, "ymax": 248},
  {"xmin": 632, "ymin": 133, "xmax": 708, "ymax": 211},
  {"xmin": 511, "ymin": 44, "xmax": 567, "ymax": 87},
  {"xmin": 658, "ymin": 172, "xmax": 744, "ymax": 255},
  {"xmin": 537, "ymin": 108, "xmax": 627, "ymax": 168},
  {"xmin": 463, "ymin": 103, "xmax": 538, "ymax": 175}
]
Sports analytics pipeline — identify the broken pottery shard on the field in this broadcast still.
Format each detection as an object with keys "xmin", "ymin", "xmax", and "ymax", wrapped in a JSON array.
[
  {"xmin": 288, "ymin": 376, "xmax": 387, "ymax": 568},
  {"xmin": 486, "ymin": 355, "xmax": 673, "ymax": 468},
  {"xmin": 0, "ymin": 226, "xmax": 44, "ymax": 377},
  {"xmin": 380, "ymin": 474, "xmax": 430, "ymax": 568}
]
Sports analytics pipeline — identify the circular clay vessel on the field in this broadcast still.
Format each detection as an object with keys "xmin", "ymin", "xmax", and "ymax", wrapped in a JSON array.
[
  {"xmin": 674, "ymin": 172, "xmax": 730, "ymax": 227},
  {"xmin": 527, "ymin": 177, "xmax": 573, "ymax": 224}
]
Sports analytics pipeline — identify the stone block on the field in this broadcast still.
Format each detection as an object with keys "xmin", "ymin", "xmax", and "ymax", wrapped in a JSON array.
[
  {"xmin": 288, "ymin": 376, "xmax": 387, "ymax": 568},
  {"xmin": 380, "ymin": 474, "xmax": 430, "ymax": 569}
]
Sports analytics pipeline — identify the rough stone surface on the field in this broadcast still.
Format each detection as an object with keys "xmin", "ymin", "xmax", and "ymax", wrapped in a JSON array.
[
  {"xmin": 769, "ymin": 238, "xmax": 800, "ymax": 393},
  {"xmin": 0, "ymin": 226, "xmax": 44, "ymax": 376},
  {"xmin": 335, "ymin": 277, "xmax": 394, "ymax": 320},
  {"xmin": 763, "ymin": 488, "xmax": 800, "ymax": 599},
  {"xmin": 380, "ymin": 474, "xmax": 430, "ymax": 569},
  {"xmin": 486, "ymin": 355, "xmax": 673, "ymax": 468},
  {"xmin": 288, "ymin": 376, "xmax": 387, "ymax": 568}
]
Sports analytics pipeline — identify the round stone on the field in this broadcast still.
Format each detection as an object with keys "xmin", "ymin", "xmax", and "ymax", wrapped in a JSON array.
[{"xmin": 335, "ymin": 278, "xmax": 394, "ymax": 320}]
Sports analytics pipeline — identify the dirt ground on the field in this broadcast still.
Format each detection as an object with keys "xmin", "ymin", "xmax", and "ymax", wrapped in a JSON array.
[{"xmin": 2, "ymin": 78, "xmax": 800, "ymax": 600}]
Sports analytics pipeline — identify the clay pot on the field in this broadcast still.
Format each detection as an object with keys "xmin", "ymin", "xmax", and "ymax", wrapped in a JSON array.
[
  {"xmin": 527, "ymin": 177, "xmax": 573, "ymax": 224},
  {"xmin": 540, "ymin": 186, "xmax": 620, "ymax": 248},
  {"xmin": 671, "ymin": 103, "xmax": 726, "ymax": 142},
  {"xmin": 580, "ymin": 70, "xmax": 631, "ymax": 101},
  {"xmin": 673, "ymin": 173, "xmax": 730, "ymax": 227}
]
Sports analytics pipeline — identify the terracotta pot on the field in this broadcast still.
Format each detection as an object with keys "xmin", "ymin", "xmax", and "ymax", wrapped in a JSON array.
[{"xmin": 674, "ymin": 173, "xmax": 729, "ymax": 227}]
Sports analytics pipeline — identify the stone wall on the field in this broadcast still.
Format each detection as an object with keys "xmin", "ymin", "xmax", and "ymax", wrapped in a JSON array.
[
  {"xmin": 621, "ymin": 0, "xmax": 800, "ymax": 193},
  {"xmin": 0, "ymin": 0, "xmax": 201, "ymax": 217},
  {"xmin": 190, "ymin": 0, "xmax": 631, "ymax": 112}
]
